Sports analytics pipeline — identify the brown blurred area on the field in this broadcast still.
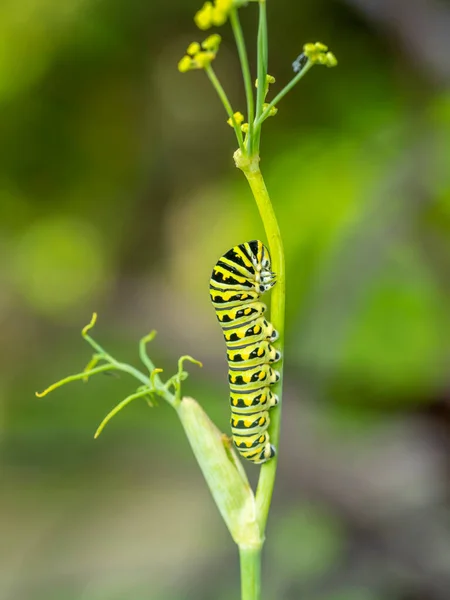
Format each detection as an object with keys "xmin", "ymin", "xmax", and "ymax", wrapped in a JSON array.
[{"xmin": 1, "ymin": 0, "xmax": 450, "ymax": 599}]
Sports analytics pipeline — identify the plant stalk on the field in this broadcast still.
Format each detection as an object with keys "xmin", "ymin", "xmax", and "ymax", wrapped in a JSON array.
[
  {"xmin": 253, "ymin": 60, "xmax": 313, "ymax": 133},
  {"xmin": 205, "ymin": 65, "xmax": 245, "ymax": 152},
  {"xmin": 239, "ymin": 546, "xmax": 262, "ymax": 600},
  {"xmin": 253, "ymin": 0, "xmax": 268, "ymax": 154},
  {"xmin": 234, "ymin": 151, "xmax": 285, "ymax": 535},
  {"xmin": 230, "ymin": 8, "xmax": 255, "ymax": 149}
]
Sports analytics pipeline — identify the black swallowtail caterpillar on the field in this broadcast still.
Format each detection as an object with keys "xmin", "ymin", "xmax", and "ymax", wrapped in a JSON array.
[{"xmin": 210, "ymin": 240, "xmax": 281, "ymax": 464}]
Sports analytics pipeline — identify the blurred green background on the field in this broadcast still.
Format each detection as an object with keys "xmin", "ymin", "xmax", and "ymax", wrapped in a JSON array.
[{"xmin": 1, "ymin": 0, "xmax": 450, "ymax": 599}]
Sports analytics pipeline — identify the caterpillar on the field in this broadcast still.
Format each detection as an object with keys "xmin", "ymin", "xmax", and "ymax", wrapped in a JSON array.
[{"xmin": 210, "ymin": 240, "xmax": 281, "ymax": 465}]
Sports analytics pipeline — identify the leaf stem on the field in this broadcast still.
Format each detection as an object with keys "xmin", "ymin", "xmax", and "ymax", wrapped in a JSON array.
[
  {"xmin": 94, "ymin": 387, "xmax": 154, "ymax": 438},
  {"xmin": 253, "ymin": 60, "xmax": 313, "ymax": 132},
  {"xmin": 230, "ymin": 7, "xmax": 255, "ymax": 150},
  {"xmin": 234, "ymin": 152, "xmax": 285, "ymax": 535},
  {"xmin": 253, "ymin": 0, "xmax": 268, "ymax": 154},
  {"xmin": 239, "ymin": 546, "xmax": 262, "ymax": 600},
  {"xmin": 35, "ymin": 364, "xmax": 118, "ymax": 397},
  {"xmin": 205, "ymin": 64, "xmax": 245, "ymax": 152}
]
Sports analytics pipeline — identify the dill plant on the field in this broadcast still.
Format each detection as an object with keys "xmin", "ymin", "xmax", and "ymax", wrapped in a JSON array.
[{"xmin": 36, "ymin": 2, "xmax": 336, "ymax": 598}]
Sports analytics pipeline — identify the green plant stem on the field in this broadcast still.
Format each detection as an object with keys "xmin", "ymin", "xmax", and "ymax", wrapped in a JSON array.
[
  {"xmin": 205, "ymin": 64, "xmax": 245, "ymax": 152},
  {"xmin": 239, "ymin": 547, "xmax": 262, "ymax": 600},
  {"xmin": 234, "ymin": 152, "xmax": 285, "ymax": 534},
  {"xmin": 253, "ymin": 60, "xmax": 313, "ymax": 134},
  {"xmin": 230, "ymin": 8, "xmax": 255, "ymax": 149},
  {"xmin": 253, "ymin": 0, "xmax": 268, "ymax": 154}
]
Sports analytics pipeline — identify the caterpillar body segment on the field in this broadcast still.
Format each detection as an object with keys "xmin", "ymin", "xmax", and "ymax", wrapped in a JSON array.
[
  {"xmin": 239, "ymin": 443, "xmax": 276, "ymax": 464},
  {"xmin": 210, "ymin": 240, "xmax": 280, "ymax": 465},
  {"xmin": 229, "ymin": 364, "xmax": 280, "ymax": 390},
  {"xmin": 215, "ymin": 301, "xmax": 267, "ymax": 327},
  {"xmin": 227, "ymin": 340, "xmax": 281, "ymax": 369},
  {"xmin": 230, "ymin": 389, "xmax": 279, "ymax": 413},
  {"xmin": 233, "ymin": 430, "xmax": 270, "ymax": 449},
  {"xmin": 231, "ymin": 411, "xmax": 270, "ymax": 435},
  {"xmin": 223, "ymin": 317, "xmax": 278, "ymax": 348},
  {"xmin": 210, "ymin": 287, "xmax": 260, "ymax": 309}
]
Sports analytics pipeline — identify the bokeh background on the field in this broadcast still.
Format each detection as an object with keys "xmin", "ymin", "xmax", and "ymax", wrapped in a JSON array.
[{"xmin": 2, "ymin": 0, "xmax": 450, "ymax": 599}]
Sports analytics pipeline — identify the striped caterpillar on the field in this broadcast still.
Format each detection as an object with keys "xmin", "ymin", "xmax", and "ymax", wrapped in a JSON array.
[{"xmin": 210, "ymin": 240, "xmax": 281, "ymax": 464}]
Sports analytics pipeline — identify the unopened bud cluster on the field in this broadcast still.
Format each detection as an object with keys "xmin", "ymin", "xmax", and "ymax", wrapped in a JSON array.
[
  {"xmin": 194, "ymin": 0, "xmax": 252, "ymax": 30},
  {"xmin": 293, "ymin": 42, "xmax": 337, "ymax": 72},
  {"xmin": 178, "ymin": 34, "xmax": 222, "ymax": 73}
]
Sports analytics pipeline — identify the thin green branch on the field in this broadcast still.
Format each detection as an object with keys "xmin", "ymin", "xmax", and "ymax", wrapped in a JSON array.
[
  {"xmin": 205, "ymin": 64, "xmax": 245, "ymax": 152},
  {"xmin": 80, "ymin": 314, "xmax": 172, "ymax": 402},
  {"xmin": 253, "ymin": 0, "xmax": 268, "ymax": 155},
  {"xmin": 256, "ymin": 7, "xmax": 268, "ymax": 102},
  {"xmin": 83, "ymin": 332, "xmax": 156, "ymax": 389},
  {"xmin": 229, "ymin": 7, "xmax": 255, "ymax": 150},
  {"xmin": 254, "ymin": 60, "xmax": 313, "ymax": 131},
  {"xmin": 94, "ymin": 387, "xmax": 154, "ymax": 439},
  {"xmin": 139, "ymin": 331, "xmax": 158, "ymax": 373},
  {"xmin": 81, "ymin": 327, "xmax": 168, "ymax": 399},
  {"xmin": 35, "ymin": 364, "xmax": 118, "ymax": 398}
]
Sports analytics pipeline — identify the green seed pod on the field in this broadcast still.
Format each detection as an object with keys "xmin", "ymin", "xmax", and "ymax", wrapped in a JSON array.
[{"xmin": 177, "ymin": 397, "xmax": 262, "ymax": 548}]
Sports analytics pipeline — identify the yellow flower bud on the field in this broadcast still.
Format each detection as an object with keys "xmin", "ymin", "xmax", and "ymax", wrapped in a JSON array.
[
  {"xmin": 227, "ymin": 111, "xmax": 245, "ymax": 127},
  {"xmin": 211, "ymin": 6, "xmax": 228, "ymax": 26},
  {"xmin": 314, "ymin": 42, "xmax": 328, "ymax": 52},
  {"xmin": 187, "ymin": 42, "xmax": 201, "ymax": 56},
  {"xmin": 325, "ymin": 52, "xmax": 338, "ymax": 67},
  {"xmin": 178, "ymin": 56, "xmax": 193, "ymax": 73},
  {"xmin": 303, "ymin": 41, "xmax": 337, "ymax": 68},
  {"xmin": 263, "ymin": 103, "xmax": 278, "ymax": 117},
  {"xmin": 316, "ymin": 53, "xmax": 327, "ymax": 65},
  {"xmin": 241, "ymin": 123, "xmax": 249, "ymax": 133},
  {"xmin": 194, "ymin": 2, "xmax": 214, "ymax": 30},
  {"xmin": 194, "ymin": 50, "xmax": 215, "ymax": 68},
  {"xmin": 216, "ymin": 0, "xmax": 233, "ymax": 11},
  {"xmin": 255, "ymin": 74, "xmax": 276, "ymax": 88},
  {"xmin": 303, "ymin": 43, "xmax": 316, "ymax": 54},
  {"xmin": 202, "ymin": 33, "xmax": 222, "ymax": 52}
]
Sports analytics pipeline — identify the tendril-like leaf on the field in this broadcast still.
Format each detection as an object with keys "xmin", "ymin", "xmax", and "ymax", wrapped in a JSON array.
[
  {"xmin": 94, "ymin": 386, "xmax": 155, "ymax": 439},
  {"xmin": 36, "ymin": 365, "xmax": 118, "ymax": 398},
  {"xmin": 82, "ymin": 312, "xmax": 97, "ymax": 337},
  {"xmin": 139, "ymin": 330, "xmax": 158, "ymax": 374}
]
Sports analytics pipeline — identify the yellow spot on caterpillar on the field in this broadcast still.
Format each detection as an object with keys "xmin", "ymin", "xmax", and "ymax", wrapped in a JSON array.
[
  {"xmin": 237, "ymin": 330, "xmax": 245, "ymax": 339},
  {"xmin": 259, "ymin": 435, "xmax": 265, "ymax": 443},
  {"xmin": 245, "ymin": 440, "xmax": 253, "ymax": 448},
  {"xmin": 244, "ymin": 308, "xmax": 252, "ymax": 315},
  {"xmin": 258, "ymin": 347, "xmax": 264, "ymax": 356},
  {"xmin": 244, "ymin": 397, "xmax": 253, "ymax": 406},
  {"xmin": 254, "ymin": 325, "xmax": 261, "ymax": 334},
  {"xmin": 232, "ymin": 398, "xmax": 238, "ymax": 406},
  {"xmin": 244, "ymin": 418, "xmax": 253, "ymax": 428},
  {"xmin": 243, "ymin": 373, "xmax": 252, "ymax": 383},
  {"xmin": 258, "ymin": 371, "xmax": 266, "ymax": 380},
  {"xmin": 230, "ymin": 375, "xmax": 236, "ymax": 383},
  {"xmin": 258, "ymin": 417, "xmax": 265, "ymax": 426},
  {"xmin": 221, "ymin": 291, "xmax": 236, "ymax": 300},
  {"xmin": 241, "ymin": 294, "xmax": 248, "ymax": 300}
]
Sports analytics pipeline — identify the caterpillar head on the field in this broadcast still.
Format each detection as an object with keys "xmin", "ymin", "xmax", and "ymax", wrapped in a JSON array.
[
  {"xmin": 258, "ymin": 245, "xmax": 276, "ymax": 292},
  {"xmin": 248, "ymin": 241, "xmax": 276, "ymax": 292}
]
